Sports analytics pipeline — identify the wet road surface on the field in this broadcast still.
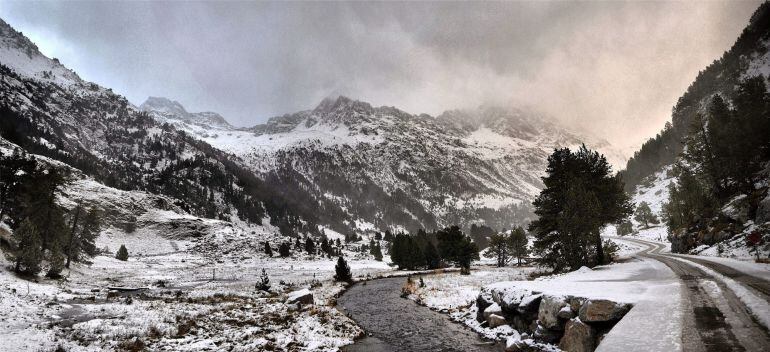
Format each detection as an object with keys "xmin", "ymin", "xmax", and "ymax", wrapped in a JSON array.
[{"xmin": 615, "ymin": 237, "xmax": 770, "ymax": 352}]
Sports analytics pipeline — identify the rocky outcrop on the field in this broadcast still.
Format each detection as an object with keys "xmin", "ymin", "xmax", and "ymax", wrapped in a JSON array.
[
  {"xmin": 286, "ymin": 289, "xmax": 314, "ymax": 306},
  {"xmin": 476, "ymin": 287, "xmax": 632, "ymax": 352}
]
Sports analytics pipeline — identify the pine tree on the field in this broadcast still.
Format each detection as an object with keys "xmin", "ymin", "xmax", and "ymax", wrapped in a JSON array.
[
  {"xmin": 633, "ymin": 202, "xmax": 659, "ymax": 229},
  {"xmin": 305, "ymin": 237, "xmax": 315, "ymax": 254},
  {"xmin": 66, "ymin": 206, "xmax": 101, "ymax": 268},
  {"xmin": 116, "ymin": 244, "xmax": 129, "ymax": 261},
  {"xmin": 256, "ymin": 268, "xmax": 270, "ymax": 291},
  {"xmin": 422, "ymin": 241, "xmax": 440, "ymax": 269},
  {"xmin": 509, "ymin": 226, "xmax": 529, "ymax": 266},
  {"xmin": 334, "ymin": 256, "xmax": 352, "ymax": 283},
  {"xmin": 616, "ymin": 220, "xmax": 633, "ymax": 236},
  {"xmin": 530, "ymin": 147, "xmax": 632, "ymax": 271},
  {"xmin": 12, "ymin": 218, "xmax": 43, "ymax": 275},
  {"xmin": 295, "ymin": 237, "xmax": 303, "ymax": 250},
  {"xmin": 279, "ymin": 242, "xmax": 291, "ymax": 257},
  {"xmin": 264, "ymin": 241, "xmax": 273, "ymax": 257},
  {"xmin": 372, "ymin": 242, "xmax": 383, "ymax": 261},
  {"xmin": 436, "ymin": 226, "xmax": 479, "ymax": 271},
  {"xmin": 485, "ymin": 233, "xmax": 511, "ymax": 267}
]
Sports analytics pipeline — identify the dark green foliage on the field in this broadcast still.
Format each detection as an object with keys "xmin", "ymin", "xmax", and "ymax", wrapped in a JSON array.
[
  {"xmin": 65, "ymin": 206, "xmax": 101, "ymax": 268},
  {"xmin": 633, "ymin": 202, "xmax": 659, "ymax": 229},
  {"xmin": 529, "ymin": 146, "xmax": 632, "ymax": 272},
  {"xmin": 509, "ymin": 226, "xmax": 529, "ymax": 266},
  {"xmin": 663, "ymin": 165, "xmax": 716, "ymax": 235},
  {"xmin": 257, "ymin": 268, "xmax": 270, "ymax": 291},
  {"xmin": 116, "ymin": 244, "xmax": 129, "ymax": 261},
  {"xmin": 279, "ymin": 242, "xmax": 291, "ymax": 257},
  {"xmin": 422, "ymin": 240, "xmax": 441, "ymax": 269},
  {"xmin": 264, "ymin": 241, "xmax": 273, "ymax": 257},
  {"xmin": 12, "ymin": 218, "xmax": 43, "ymax": 274},
  {"xmin": 1, "ymin": 153, "xmax": 72, "ymax": 277},
  {"xmin": 665, "ymin": 77, "xmax": 770, "ymax": 252},
  {"xmin": 305, "ymin": 237, "xmax": 316, "ymax": 254},
  {"xmin": 602, "ymin": 239, "xmax": 620, "ymax": 263},
  {"xmin": 484, "ymin": 227, "xmax": 529, "ymax": 267},
  {"xmin": 485, "ymin": 233, "xmax": 512, "ymax": 267},
  {"xmin": 622, "ymin": 3, "xmax": 770, "ymax": 191},
  {"xmin": 436, "ymin": 226, "xmax": 479, "ymax": 270},
  {"xmin": 334, "ymin": 256, "xmax": 352, "ymax": 282},
  {"xmin": 391, "ymin": 233, "xmax": 425, "ymax": 270},
  {"xmin": 469, "ymin": 224, "xmax": 494, "ymax": 250},
  {"xmin": 616, "ymin": 220, "xmax": 633, "ymax": 236}
]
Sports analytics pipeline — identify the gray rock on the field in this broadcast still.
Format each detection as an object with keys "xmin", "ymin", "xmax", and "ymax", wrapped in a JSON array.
[
  {"xmin": 488, "ymin": 314, "xmax": 508, "ymax": 328},
  {"xmin": 517, "ymin": 293, "xmax": 543, "ymax": 320},
  {"xmin": 559, "ymin": 319, "xmax": 595, "ymax": 352},
  {"xmin": 484, "ymin": 303, "xmax": 503, "ymax": 321},
  {"xmin": 476, "ymin": 293, "xmax": 494, "ymax": 322},
  {"xmin": 286, "ymin": 289, "xmax": 313, "ymax": 305},
  {"xmin": 557, "ymin": 305, "xmax": 575, "ymax": 320},
  {"xmin": 533, "ymin": 323, "xmax": 562, "ymax": 344},
  {"xmin": 538, "ymin": 295, "xmax": 569, "ymax": 330},
  {"xmin": 578, "ymin": 299, "xmax": 631, "ymax": 323}
]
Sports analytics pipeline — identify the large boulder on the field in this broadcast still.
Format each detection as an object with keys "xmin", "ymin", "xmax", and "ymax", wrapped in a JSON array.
[
  {"xmin": 286, "ymin": 289, "xmax": 313, "ymax": 305},
  {"xmin": 488, "ymin": 314, "xmax": 508, "ymax": 328},
  {"xmin": 559, "ymin": 319, "xmax": 595, "ymax": 352},
  {"xmin": 476, "ymin": 292, "xmax": 494, "ymax": 322},
  {"xmin": 484, "ymin": 303, "xmax": 503, "ymax": 321},
  {"xmin": 538, "ymin": 295, "xmax": 569, "ymax": 330},
  {"xmin": 578, "ymin": 299, "xmax": 631, "ymax": 323},
  {"xmin": 517, "ymin": 293, "xmax": 543, "ymax": 320}
]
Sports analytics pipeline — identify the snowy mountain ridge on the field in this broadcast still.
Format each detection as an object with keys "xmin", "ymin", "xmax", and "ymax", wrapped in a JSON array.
[
  {"xmin": 140, "ymin": 96, "xmax": 233, "ymax": 130},
  {"xmin": 141, "ymin": 94, "xmax": 629, "ymax": 232}
]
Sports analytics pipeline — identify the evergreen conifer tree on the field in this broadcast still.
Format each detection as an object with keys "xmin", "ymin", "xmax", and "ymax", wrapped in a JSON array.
[
  {"xmin": 116, "ymin": 244, "xmax": 129, "ymax": 261},
  {"xmin": 334, "ymin": 256, "xmax": 352, "ymax": 283}
]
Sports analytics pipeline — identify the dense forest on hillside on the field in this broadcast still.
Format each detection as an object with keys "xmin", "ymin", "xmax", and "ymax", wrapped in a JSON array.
[{"xmin": 621, "ymin": 2, "xmax": 770, "ymax": 191}]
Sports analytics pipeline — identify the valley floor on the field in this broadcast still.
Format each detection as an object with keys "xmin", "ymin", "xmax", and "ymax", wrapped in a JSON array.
[{"xmin": 3, "ymin": 230, "xmax": 770, "ymax": 352}]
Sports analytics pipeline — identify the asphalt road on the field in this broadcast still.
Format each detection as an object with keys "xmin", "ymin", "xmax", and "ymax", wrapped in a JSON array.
[{"xmin": 613, "ymin": 237, "xmax": 770, "ymax": 352}]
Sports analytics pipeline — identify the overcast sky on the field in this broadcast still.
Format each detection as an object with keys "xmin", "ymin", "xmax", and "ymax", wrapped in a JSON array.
[{"xmin": 0, "ymin": 1, "xmax": 761, "ymax": 149}]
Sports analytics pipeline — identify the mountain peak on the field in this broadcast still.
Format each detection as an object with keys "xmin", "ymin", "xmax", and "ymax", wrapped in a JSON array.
[
  {"xmin": 140, "ymin": 96, "xmax": 232, "ymax": 130},
  {"xmin": 141, "ymin": 96, "xmax": 189, "ymax": 116},
  {"xmin": 313, "ymin": 95, "xmax": 373, "ymax": 115}
]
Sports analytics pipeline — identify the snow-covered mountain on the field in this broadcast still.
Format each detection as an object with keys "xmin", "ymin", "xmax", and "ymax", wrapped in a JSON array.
[
  {"xmin": 0, "ymin": 14, "xmax": 628, "ymax": 236},
  {"xmin": 140, "ymin": 96, "xmax": 233, "ymax": 130},
  {"xmin": 0, "ymin": 18, "xmax": 321, "ymax": 236},
  {"xmin": 142, "ymin": 95, "xmax": 628, "ymax": 233}
]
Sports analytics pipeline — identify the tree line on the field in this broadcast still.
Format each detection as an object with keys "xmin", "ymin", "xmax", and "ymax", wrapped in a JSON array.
[
  {"xmin": 664, "ymin": 76, "xmax": 770, "ymax": 251},
  {"xmin": 389, "ymin": 226, "xmax": 479, "ymax": 273},
  {"xmin": 0, "ymin": 149, "xmax": 102, "ymax": 277}
]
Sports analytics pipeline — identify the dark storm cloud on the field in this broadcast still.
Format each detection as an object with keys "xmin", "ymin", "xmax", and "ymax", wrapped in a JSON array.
[{"xmin": 0, "ymin": 1, "xmax": 760, "ymax": 149}]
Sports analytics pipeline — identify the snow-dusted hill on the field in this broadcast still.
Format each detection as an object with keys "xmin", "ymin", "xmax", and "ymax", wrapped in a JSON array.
[{"xmin": 142, "ymin": 95, "xmax": 628, "ymax": 233}]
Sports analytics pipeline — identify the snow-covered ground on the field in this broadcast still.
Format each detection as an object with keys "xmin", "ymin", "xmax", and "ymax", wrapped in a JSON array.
[
  {"xmin": 0, "ymin": 218, "xmax": 400, "ymax": 352},
  {"xmin": 409, "ymin": 266, "xmax": 539, "ymax": 312}
]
